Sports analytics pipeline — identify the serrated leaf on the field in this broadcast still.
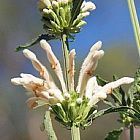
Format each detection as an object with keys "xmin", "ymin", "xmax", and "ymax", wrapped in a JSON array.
[
  {"xmin": 16, "ymin": 34, "xmax": 56, "ymax": 52},
  {"xmin": 105, "ymin": 127, "xmax": 123, "ymax": 140}
]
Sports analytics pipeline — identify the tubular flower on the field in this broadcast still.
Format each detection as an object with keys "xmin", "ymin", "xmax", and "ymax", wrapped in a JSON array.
[
  {"xmin": 11, "ymin": 40, "xmax": 134, "ymax": 127},
  {"xmin": 38, "ymin": 0, "xmax": 96, "ymax": 37}
]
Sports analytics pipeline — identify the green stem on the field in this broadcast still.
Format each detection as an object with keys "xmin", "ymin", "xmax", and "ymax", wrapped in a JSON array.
[
  {"xmin": 61, "ymin": 34, "xmax": 70, "ymax": 91},
  {"xmin": 61, "ymin": 33, "xmax": 81, "ymax": 140},
  {"xmin": 44, "ymin": 111, "xmax": 57, "ymax": 140},
  {"xmin": 71, "ymin": 125, "xmax": 81, "ymax": 140},
  {"xmin": 130, "ymin": 124, "xmax": 134, "ymax": 140},
  {"xmin": 127, "ymin": 0, "xmax": 140, "ymax": 58}
]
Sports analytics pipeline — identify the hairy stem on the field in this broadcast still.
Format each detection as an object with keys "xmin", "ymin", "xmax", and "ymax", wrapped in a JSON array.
[
  {"xmin": 130, "ymin": 124, "xmax": 134, "ymax": 140},
  {"xmin": 71, "ymin": 125, "xmax": 81, "ymax": 140},
  {"xmin": 127, "ymin": 0, "xmax": 140, "ymax": 58},
  {"xmin": 61, "ymin": 34, "xmax": 70, "ymax": 91},
  {"xmin": 44, "ymin": 111, "xmax": 57, "ymax": 140}
]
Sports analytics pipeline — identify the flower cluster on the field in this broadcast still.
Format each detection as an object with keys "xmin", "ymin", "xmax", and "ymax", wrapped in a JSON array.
[
  {"xmin": 38, "ymin": 0, "xmax": 96, "ymax": 37},
  {"xmin": 11, "ymin": 40, "xmax": 134, "ymax": 127}
]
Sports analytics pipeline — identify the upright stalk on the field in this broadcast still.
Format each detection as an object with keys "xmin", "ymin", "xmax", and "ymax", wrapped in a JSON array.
[
  {"xmin": 71, "ymin": 125, "xmax": 81, "ymax": 140},
  {"xmin": 44, "ymin": 111, "xmax": 57, "ymax": 140},
  {"xmin": 61, "ymin": 33, "xmax": 81, "ymax": 140},
  {"xmin": 61, "ymin": 34, "xmax": 70, "ymax": 91},
  {"xmin": 130, "ymin": 123, "xmax": 134, "ymax": 140},
  {"xmin": 127, "ymin": 0, "xmax": 140, "ymax": 58}
]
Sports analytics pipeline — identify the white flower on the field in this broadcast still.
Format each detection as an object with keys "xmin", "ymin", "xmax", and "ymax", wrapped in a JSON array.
[
  {"xmin": 11, "ymin": 40, "xmax": 134, "ymax": 110},
  {"xmin": 40, "ymin": 40, "xmax": 67, "ymax": 93},
  {"xmin": 87, "ymin": 77, "xmax": 134, "ymax": 106},
  {"xmin": 81, "ymin": 1, "xmax": 96, "ymax": 12},
  {"xmin": 76, "ymin": 41, "xmax": 104, "ymax": 96},
  {"xmin": 39, "ymin": 0, "xmax": 96, "ymax": 36}
]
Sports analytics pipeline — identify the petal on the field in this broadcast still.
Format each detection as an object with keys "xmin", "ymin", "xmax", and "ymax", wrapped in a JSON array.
[
  {"xmin": 88, "ymin": 77, "xmax": 134, "ymax": 106},
  {"xmin": 26, "ymin": 97, "xmax": 39, "ymax": 109},
  {"xmin": 23, "ymin": 49, "xmax": 56, "ymax": 89},
  {"xmin": 68, "ymin": 49, "xmax": 76, "ymax": 91},
  {"xmin": 20, "ymin": 73, "xmax": 45, "ymax": 85},
  {"xmin": 26, "ymin": 97, "xmax": 49, "ymax": 109},
  {"xmin": 81, "ymin": 1, "xmax": 96, "ymax": 12},
  {"xmin": 102, "ymin": 77, "xmax": 134, "ymax": 94},
  {"xmin": 88, "ymin": 91, "xmax": 107, "ymax": 106},
  {"xmin": 77, "ymin": 42, "xmax": 104, "ymax": 95},
  {"xmin": 47, "ymin": 88, "xmax": 64, "ymax": 102},
  {"xmin": 11, "ymin": 73, "xmax": 48, "ymax": 93},
  {"xmin": 85, "ymin": 76, "xmax": 99, "ymax": 99},
  {"xmin": 11, "ymin": 77, "xmax": 23, "ymax": 85},
  {"xmin": 40, "ymin": 40, "xmax": 67, "ymax": 93}
]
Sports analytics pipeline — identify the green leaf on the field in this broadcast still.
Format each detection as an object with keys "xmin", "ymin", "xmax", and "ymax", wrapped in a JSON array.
[
  {"xmin": 93, "ymin": 106, "xmax": 140, "ymax": 120},
  {"xmin": 105, "ymin": 127, "xmax": 123, "ymax": 140},
  {"xmin": 127, "ymin": 67, "xmax": 140, "ymax": 109},
  {"xmin": 70, "ymin": 0, "xmax": 84, "ymax": 23},
  {"xmin": 96, "ymin": 75, "xmax": 108, "ymax": 86},
  {"xmin": 111, "ymin": 75, "xmax": 127, "ymax": 106},
  {"xmin": 16, "ymin": 34, "xmax": 56, "ymax": 52}
]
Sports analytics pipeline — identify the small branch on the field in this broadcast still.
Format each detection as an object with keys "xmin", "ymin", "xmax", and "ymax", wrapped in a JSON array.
[
  {"xmin": 44, "ymin": 111, "xmax": 57, "ymax": 140},
  {"xmin": 127, "ymin": 0, "xmax": 140, "ymax": 58},
  {"xmin": 71, "ymin": 125, "xmax": 81, "ymax": 140}
]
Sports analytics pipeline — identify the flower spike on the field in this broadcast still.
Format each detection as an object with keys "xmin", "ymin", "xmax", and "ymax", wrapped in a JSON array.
[{"xmin": 11, "ymin": 40, "xmax": 134, "ymax": 128}]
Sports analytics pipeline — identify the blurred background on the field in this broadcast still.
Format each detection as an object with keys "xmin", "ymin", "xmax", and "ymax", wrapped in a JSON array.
[{"xmin": 0, "ymin": 0, "xmax": 139, "ymax": 140}]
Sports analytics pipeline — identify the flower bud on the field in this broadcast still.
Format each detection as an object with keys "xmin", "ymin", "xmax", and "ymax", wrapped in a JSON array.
[{"xmin": 81, "ymin": 1, "xmax": 96, "ymax": 12}]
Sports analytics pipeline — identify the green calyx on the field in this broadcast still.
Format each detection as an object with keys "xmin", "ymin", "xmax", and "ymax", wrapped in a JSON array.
[
  {"xmin": 38, "ymin": 0, "xmax": 87, "ymax": 38},
  {"xmin": 51, "ymin": 92, "xmax": 97, "ymax": 129}
]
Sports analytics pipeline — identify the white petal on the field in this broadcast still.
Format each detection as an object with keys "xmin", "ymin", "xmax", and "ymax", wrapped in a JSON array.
[
  {"xmin": 47, "ymin": 88, "xmax": 64, "ymax": 102},
  {"xmin": 23, "ymin": 49, "xmax": 56, "ymax": 89},
  {"xmin": 40, "ymin": 0, "xmax": 52, "ymax": 7},
  {"xmin": 88, "ymin": 77, "xmax": 134, "ymax": 106},
  {"xmin": 41, "ymin": 91, "xmax": 51, "ymax": 99},
  {"xmin": 85, "ymin": 77, "xmax": 99, "ymax": 99},
  {"xmin": 40, "ymin": 40, "xmax": 67, "ymax": 93},
  {"xmin": 82, "ymin": 1, "xmax": 96, "ymax": 12},
  {"xmin": 26, "ymin": 97, "xmax": 49, "ymax": 109},
  {"xmin": 20, "ymin": 73, "xmax": 45, "ymax": 85},
  {"xmin": 11, "ymin": 73, "xmax": 48, "ymax": 94},
  {"xmin": 102, "ymin": 77, "xmax": 134, "ymax": 94},
  {"xmin": 69, "ymin": 49, "xmax": 76, "ymax": 91},
  {"xmin": 11, "ymin": 78, "xmax": 22, "ymax": 85},
  {"xmin": 77, "ymin": 42, "xmax": 104, "ymax": 95},
  {"xmin": 88, "ymin": 91, "xmax": 107, "ymax": 106}
]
